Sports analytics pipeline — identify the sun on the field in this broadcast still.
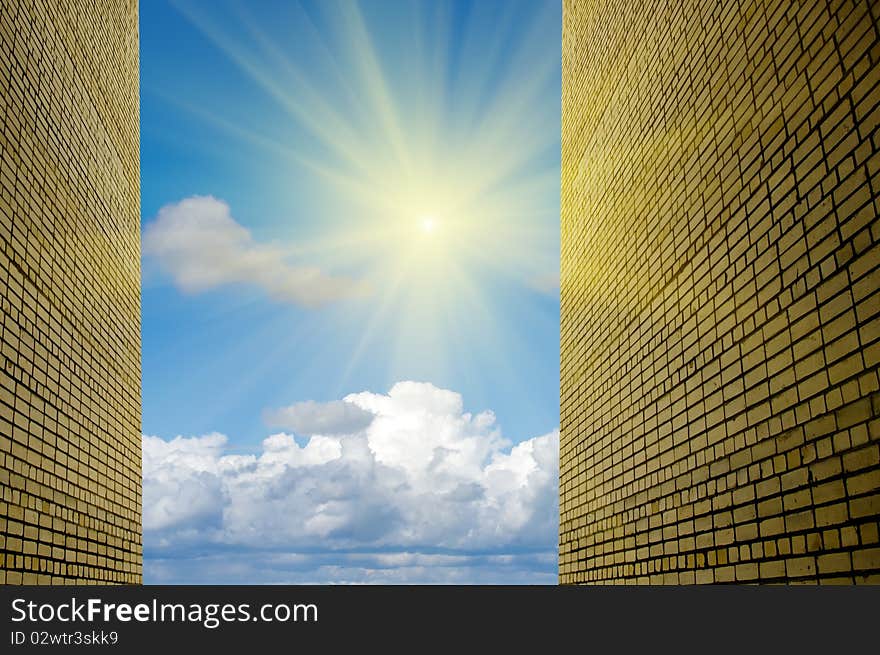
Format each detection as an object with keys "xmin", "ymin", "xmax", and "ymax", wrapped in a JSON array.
[{"xmin": 175, "ymin": 0, "xmax": 560, "ymax": 384}]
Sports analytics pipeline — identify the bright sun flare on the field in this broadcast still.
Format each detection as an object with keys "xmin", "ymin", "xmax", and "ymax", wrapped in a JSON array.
[{"xmin": 177, "ymin": 0, "xmax": 559, "ymax": 381}]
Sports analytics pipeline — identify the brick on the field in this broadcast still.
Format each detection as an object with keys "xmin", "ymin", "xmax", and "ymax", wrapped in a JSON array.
[
  {"xmin": 815, "ymin": 502, "xmax": 849, "ymax": 528},
  {"xmin": 0, "ymin": 0, "xmax": 141, "ymax": 584},
  {"xmin": 813, "ymin": 480, "xmax": 846, "ymax": 504},
  {"xmin": 560, "ymin": 0, "xmax": 880, "ymax": 586},
  {"xmin": 859, "ymin": 523, "xmax": 879, "ymax": 545},
  {"xmin": 849, "ymin": 495, "xmax": 880, "ymax": 519},
  {"xmin": 818, "ymin": 552, "xmax": 852, "ymax": 574},
  {"xmin": 852, "ymin": 548, "xmax": 880, "ymax": 571},
  {"xmin": 785, "ymin": 556, "xmax": 816, "ymax": 578},
  {"xmin": 843, "ymin": 445, "xmax": 880, "ymax": 473}
]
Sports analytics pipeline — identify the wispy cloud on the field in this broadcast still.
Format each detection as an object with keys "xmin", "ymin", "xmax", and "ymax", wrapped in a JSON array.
[
  {"xmin": 142, "ymin": 196, "xmax": 366, "ymax": 307},
  {"xmin": 527, "ymin": 272, "xmax": 560, "ymax": 296},
  {"xmin": 263, "ymin": 399, "xmax": 375, "ymax": 435},
  {"xmin": 143, "ymin": 381, "xmax": 558, "ymax": 584}
]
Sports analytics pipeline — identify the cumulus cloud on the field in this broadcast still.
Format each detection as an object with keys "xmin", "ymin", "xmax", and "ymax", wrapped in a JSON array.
[
  {"xmin": 142, "ymin": 196, "xmax": 365, "ymax": 307},
  {"xmin": 143, "ymin": 381, "xmax": 559, "ymax": 584},
  {"xmin": 263, "ymin": 399, "xmax": 375, "ymax": 435}
]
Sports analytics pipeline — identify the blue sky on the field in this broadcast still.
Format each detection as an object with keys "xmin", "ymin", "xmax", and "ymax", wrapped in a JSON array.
[{"xmin": 139, "ymin": 0, "xmax": 561, "ymax": 584}]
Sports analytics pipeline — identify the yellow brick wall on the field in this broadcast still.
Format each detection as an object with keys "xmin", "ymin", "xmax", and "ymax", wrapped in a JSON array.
[
  {"xmin": 0, "ymin": 0, "xmax": 141, "ymax": 584},
  {"xmin": 561, "ymin": 0, "xmax": 880, "ymax": 583}
]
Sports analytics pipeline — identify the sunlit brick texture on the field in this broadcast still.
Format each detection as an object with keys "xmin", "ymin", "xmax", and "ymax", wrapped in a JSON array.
[
  {"xmin": 560, "ymin": 0, "xmax": 880, "ymax": 583},
  {"xmin": 0, "ymin": 0, "xmax": 141, "ymax": 583}
]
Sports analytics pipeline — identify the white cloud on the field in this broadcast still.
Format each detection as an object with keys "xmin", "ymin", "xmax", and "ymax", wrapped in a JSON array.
[
  {"xmin": 143, "ymin": 381, "xmax": 559, "ymax": 584},
  {"xmin": 142, "ymin": 432, "xmax": 228, "ymax": 534},
  {"xmin": 263, "ymin": 399, "xmax": 375, "ymax": 435},
  {"xmin": 142, "ymin": 196, "xmax": 365, "ymax": 307},
  {"xmin": 527, "ymin": 272, "xmax": 560, "ymax": 295},
  {"xmin": 144, "ymin": 550, "xmax": 558, "ymax": 585}
]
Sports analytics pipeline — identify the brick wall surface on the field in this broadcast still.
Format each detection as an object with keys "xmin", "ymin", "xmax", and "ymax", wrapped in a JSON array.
[
  {"xmin": 0, "ymin": 0, "xmax": 141, "ymax": 583},
  {"xmin": 561, "ymin": 0, "xmax": 880, "ymax": 583}
]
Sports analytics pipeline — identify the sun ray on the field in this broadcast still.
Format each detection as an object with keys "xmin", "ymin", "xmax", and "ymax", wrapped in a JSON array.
[
  {"xmin": 165, "ymin": 0, "xmax": 560, "ymax": 392},
  {"xmin": 172, "ymin": 0, "xmax": 374, "ymax": 172}
]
